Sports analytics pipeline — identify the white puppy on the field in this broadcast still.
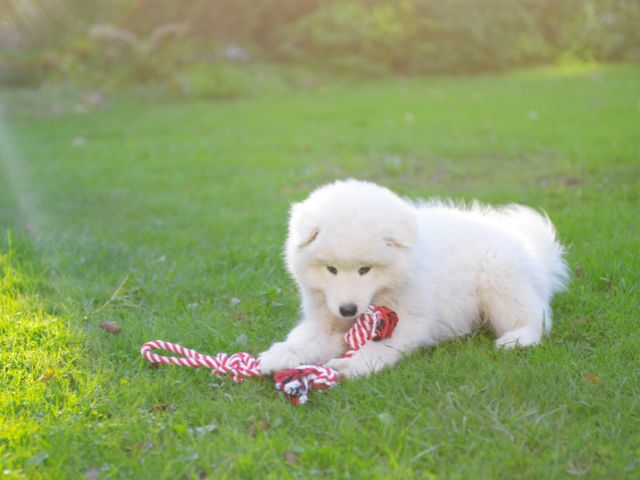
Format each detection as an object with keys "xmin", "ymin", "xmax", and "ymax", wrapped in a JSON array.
[{"xmin": 259, "ymin": 179, "xmax": 568, "ymax": 378}]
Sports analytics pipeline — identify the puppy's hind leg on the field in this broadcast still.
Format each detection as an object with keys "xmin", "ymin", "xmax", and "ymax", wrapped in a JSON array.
[
  {"xmin": 481, "ymin": 283, "xmax": 551, "ymax": 349},
  {"xmin": 495, "ymin": 323, "xmax": 546, "ymax": 348}
]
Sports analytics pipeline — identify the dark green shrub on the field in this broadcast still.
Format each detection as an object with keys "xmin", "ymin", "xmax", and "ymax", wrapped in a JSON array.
[
  {"xmin": 1, "ymin": 0, "xmax": 638, "ymax": 87},
  {"xmin": 277, "ymin": 0, "xmax": 640, "ymax": 74}
]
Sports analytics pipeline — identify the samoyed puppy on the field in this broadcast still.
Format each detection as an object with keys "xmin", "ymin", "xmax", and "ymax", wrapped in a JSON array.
[{"xmin": 258, "ymin": 179, "xmax": 568, "ymax": 378}]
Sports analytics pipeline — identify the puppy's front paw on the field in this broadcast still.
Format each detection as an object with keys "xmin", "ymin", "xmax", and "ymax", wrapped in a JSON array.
[
  {"xmin": 325, "ymin": 357, "xmax": 350, "ymax": 373},
  {"xmin": 325, "ymin": 356, "xmax": 372, "ymax": 378},
  {"xmin": 258, "ymin": 342, "xmax": 308, "ymax": 374}
]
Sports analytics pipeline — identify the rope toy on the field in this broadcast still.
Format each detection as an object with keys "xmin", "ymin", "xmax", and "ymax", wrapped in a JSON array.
[{"xmin": 141, "ymin": 305, "xmax": 398, "ymax": 405}]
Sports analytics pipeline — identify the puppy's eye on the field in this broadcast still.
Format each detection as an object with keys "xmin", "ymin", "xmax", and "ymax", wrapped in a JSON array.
[
  {"xmin": 358, "ymin": 266, "xmax": 371, "ymax": 275},
  {"xmin": 326, "ymin": 265, "xmax": 338, "ymax": 275}
]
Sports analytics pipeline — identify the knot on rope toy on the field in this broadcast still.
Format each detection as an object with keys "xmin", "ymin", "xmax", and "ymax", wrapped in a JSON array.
[
  {"xmin": 273, "ymin": 305, "xmax": 399, "ymax": 404},
  {"xmin": 140, "ymin": 304, "xmax": 398, "ymax": 405}
]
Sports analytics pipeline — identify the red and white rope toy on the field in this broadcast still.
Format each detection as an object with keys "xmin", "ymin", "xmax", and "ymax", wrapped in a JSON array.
[{"xmin": 141, "ymin": 305, "xmax": 399, "ymax": 405}]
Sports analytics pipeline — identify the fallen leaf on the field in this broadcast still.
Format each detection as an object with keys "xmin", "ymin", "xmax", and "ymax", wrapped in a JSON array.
[
  {"xmin": 38, "ymin": 368, "xmax": 55, "ymax": 382},
  {"xmin": 601, "ymin": 278, "xmax": 613, "ymax": 292},
  {"xmin": 234, "ymin": 313, "xmax": 246, "ymax": 322},
  {"xmin": 99, "ymin": 321, "xmax": 122, "ymax": 334},
  {"xmin": 584, "ymin": 373, "xmax": 601, "ymax": 384},
  {"xmin": 249, "ymin": 420, "xmax": 270, "ymax": 437},
  {"xmin": 574, "ymin": 266, "xmax": 584, "ymax": 278},
  {"xmin": 126, "ymin": 442, "xmax": 154, "ymax": 453},
  {"xmin": 567, "ymin": 458, "xmax": 592, "ymax": 476},
  {"xmin": 565, "ymin": 177, "xmax": 582, "ymax": 186},
  {"xmin": 147, "ymin": 404, "xmax": 174, "ymax": 413},
  {"xmin": 283, "ymin": 451, "xmax": 299, "ymax": 465}
]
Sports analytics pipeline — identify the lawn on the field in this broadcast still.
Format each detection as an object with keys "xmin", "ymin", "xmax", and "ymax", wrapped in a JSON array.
[{"xmin": 0, "ymin": 63, "xmax": 639, "ymax": 479}]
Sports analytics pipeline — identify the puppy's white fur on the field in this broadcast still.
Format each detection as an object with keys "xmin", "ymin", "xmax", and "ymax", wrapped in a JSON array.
[{"xmin": 259, "ymin": 179, "xmax": 568, "ymax": 378}]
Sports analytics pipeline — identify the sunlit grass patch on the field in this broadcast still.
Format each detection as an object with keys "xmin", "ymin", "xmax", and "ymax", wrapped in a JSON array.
[{"xmin": 0, "ymin": 236, "xmax": 84, "ymax": 475}]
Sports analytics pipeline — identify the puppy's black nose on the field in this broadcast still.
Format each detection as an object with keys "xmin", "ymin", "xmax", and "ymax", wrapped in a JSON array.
[{"xmin": 339, "ymin": 303, "xmax": 358, "ymax": 317}]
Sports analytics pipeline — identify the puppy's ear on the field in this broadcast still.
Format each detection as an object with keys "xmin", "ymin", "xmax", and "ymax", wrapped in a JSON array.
[
  {"xmin": 289, "ymin": 202, "xmax": 320, "ymax": 250},
  {"xmin": 383, "ymin": 211, "xmax": 418, "ymax": 248}
]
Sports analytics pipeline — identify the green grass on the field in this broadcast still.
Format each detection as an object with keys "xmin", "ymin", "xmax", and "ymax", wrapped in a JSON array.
[{"xmin": 1, "ymin": 63, "xmax": 639, "ymax": 479}]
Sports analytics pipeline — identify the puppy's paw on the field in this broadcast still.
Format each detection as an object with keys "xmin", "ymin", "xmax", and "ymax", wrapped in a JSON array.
[
  {"xmin": 326, "ymin": 356, "xmax": 374, "ymax": 378},
  {"xmin": 495, "ymin": 326, "xmax": 542, "ymax": 349},
  {"xmin": 258, "ymin": 342, "xmax": 308, "ymax": 374},
  {"xmin": 325, "ymin": 357, "xmax": 350, "ymax": 373}
]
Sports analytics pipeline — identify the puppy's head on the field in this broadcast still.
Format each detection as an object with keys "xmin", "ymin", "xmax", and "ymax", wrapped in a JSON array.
[{"xmin": 285, "ymin": 179, "xmax": 418, "ymax": 319}]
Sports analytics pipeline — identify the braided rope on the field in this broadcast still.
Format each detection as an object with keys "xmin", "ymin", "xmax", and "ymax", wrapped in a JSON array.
[
  {"xmin": 141, "ymin": 340, "xmax": 261, "ymax": 382},
  {"xmin": 140, "ymin": 304, "xmax": 398, "ymax": 404},
  {"xmin": 344, "ymin": 304, "xmax": 398, "ymax": 357}
]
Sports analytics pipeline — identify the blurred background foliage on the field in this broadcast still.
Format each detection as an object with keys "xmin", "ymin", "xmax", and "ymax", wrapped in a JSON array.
[{"xmin": 1, "ymin": 0, "xmax": 639, "ymax": 95}]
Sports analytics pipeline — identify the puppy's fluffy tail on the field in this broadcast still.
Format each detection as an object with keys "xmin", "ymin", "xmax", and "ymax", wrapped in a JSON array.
[{"xmin": 500, "ymin": 205, "xmax": 569, "ymax": 294}]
